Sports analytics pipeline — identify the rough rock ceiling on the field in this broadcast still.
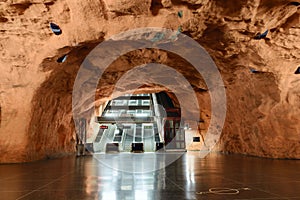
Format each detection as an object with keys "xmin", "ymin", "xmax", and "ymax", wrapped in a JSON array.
[{"xmin": 0, "ymin": 0, "xmax": 299, "ymax": 162}]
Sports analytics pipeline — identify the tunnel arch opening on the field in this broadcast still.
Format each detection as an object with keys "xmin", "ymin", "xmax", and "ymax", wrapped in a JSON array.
[{"xmin": 27, "ymin": 34, "xmax": 217, "ymax": 161}]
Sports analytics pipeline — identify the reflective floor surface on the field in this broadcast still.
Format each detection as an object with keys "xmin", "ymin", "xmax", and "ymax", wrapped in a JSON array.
[{"xmin": 1, "ymin": 152, "xmax": 300, "ymax": 200}]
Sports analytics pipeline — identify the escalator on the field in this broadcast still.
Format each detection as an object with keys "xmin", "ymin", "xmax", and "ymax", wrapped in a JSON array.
[
  {"xmin": 123, "ymin": 131, "xmax": 134, "ymax": 152},
  {"xmin": 89, "ymin": 92, "xmax": 185, "ymax": 153},
  {"xmin": 143, "ymin": 124, "xmax": 155, "ymax": 152},
  {"xmin": 93, "ymin": 125, "xmax": 116, "ymax": 152}
]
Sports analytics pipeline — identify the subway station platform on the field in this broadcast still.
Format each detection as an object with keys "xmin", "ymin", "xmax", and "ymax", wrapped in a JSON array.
[{"xmin": 1, "ymin": 152, "xmax": 300, "ymax": 200}]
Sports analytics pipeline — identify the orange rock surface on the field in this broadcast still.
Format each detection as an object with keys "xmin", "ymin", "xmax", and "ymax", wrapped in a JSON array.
[{"xmin": 0, "ymin": 0, "xmax": 299, "ymax": 162}]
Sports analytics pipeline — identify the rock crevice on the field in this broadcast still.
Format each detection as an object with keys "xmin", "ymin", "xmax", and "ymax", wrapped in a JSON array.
[{"xmin": 0, "ymin": 0, "xmax": 299, "ymax": 162}]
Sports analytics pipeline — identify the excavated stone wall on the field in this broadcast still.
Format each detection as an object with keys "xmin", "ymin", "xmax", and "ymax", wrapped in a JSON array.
[{"xmin": 0, "ymin": 0, "xmax": 299, "ymax": 162}]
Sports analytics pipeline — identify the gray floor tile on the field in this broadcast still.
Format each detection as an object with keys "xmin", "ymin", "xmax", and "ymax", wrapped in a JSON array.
[{"xmin": 0, "ymin": 152, "xmax": 299, "ymax": 200}]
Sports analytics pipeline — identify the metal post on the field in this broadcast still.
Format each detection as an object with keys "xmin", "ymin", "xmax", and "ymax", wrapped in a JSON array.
[{"xmin": 76, "ymin": 118, "xmax": 87, "ymax": 156}]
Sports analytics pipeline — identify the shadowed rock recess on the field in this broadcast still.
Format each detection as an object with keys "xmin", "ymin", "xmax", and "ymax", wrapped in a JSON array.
[{"xmin": 0, "ymin": 0, "xmax": 299, "ymax": 163}]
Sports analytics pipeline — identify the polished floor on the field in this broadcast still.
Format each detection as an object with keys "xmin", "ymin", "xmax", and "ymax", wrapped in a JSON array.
[{"xmin": 1, "ymin": 152, "xmax": 300, "ymax": 200}]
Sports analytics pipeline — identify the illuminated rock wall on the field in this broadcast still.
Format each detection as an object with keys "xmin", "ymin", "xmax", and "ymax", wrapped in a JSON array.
[{"xmin": 0, "ymin": 0, "xmax": 299, "ymax": 162}]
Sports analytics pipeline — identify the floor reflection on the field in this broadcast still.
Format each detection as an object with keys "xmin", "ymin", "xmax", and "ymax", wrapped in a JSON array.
[
  {"xmin": 93, "ymin": 152, "xmax": 183, "ymax": 173},
  {"xmin": 1, "ymin": 152, "xmax": 300, "ymax": 200},
  {"xmin": 84, "ymin": 153, "xmax": 172, "ymax": 200}
]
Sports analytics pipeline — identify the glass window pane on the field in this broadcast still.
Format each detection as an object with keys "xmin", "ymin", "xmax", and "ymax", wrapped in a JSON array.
[
  {"xmin": 142, "ymin": 100, "xmax": 150, "ymax": 105},
  {"xmin": 129, "ymin": 100, "xmax": 137, "ymax": 105}
]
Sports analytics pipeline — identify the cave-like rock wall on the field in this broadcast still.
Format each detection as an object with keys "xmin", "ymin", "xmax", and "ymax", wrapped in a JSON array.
[{"xmin": 0, "ymin": 0, "xmax": 299, "ymax": 162}]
